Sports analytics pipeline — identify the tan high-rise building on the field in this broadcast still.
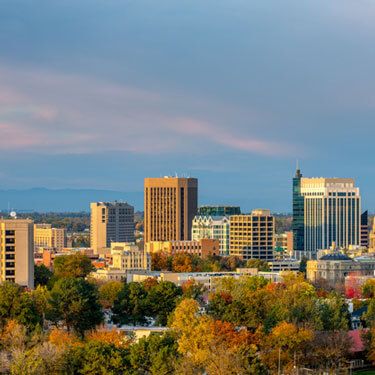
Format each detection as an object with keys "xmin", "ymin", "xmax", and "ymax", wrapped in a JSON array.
[
  {"xmin": 230, "ymin": 209, "xmax": 275, "ymax": 261},
  {"xmin": 34, "ymin": 224, "xmax": 67, "ymax": 251},
  {"xmin": 90, "ymin": 202, "xmax": 135, "ymax": 254},
  {"xmin": 0, "ymin": 219, "xmax": 34, "ymax": 288},
  {"xmin": 144, "ymin": 177, "xmax": 198, "ymax": 244}
]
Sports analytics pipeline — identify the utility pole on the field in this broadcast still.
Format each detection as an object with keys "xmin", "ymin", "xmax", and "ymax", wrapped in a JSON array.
[{"xmin": 278, "ymin": 347, "xmax": 281, "ymax": 375}]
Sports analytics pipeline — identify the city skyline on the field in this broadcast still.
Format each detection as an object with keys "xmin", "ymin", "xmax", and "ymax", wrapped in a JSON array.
[{"xmin": 1, "ymin": 1, "xmax": 375, "ymax": 212}]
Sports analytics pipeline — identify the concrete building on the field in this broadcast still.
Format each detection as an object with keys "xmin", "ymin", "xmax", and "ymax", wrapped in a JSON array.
[
  {"xmin": 274, "ymin": 231, "xmax": 293, "ymax": 257},
  {"xmin": 197, "ymin": 206, "xmax": 241, "ymax": 217},
  {"xmin": 230, "ymin": 209, "xmax": 275, "ymax": 261},
  {"xmin": 294, "ymin": 172, "xmax": 361, "ymax": 259},
  {"xmin": 144, "ymin": 177, "xmax": 198, "ymax": 243},
  {"xmin": 306, "ymin": 253, "xmax": 375, "ymax": 286},
  {"xmin": 361, "ymin": 211, "xmax": 369, "ymax": 248},
  {"xmin": 111, "ymin": 242, "xmax": 150, "ymax": 271},
  {"xmin": 192, "ymin": 216, "xmax": 230, "ymax": 255},
  {"xmin": 90, "ymin": 201, "xmax": 135, "ymax": 254},
  {"xmin": 145, "ymin": 238, "xmax": 219, "ymax": 258},
  {"xmin": 0, "ymin": 219, "xmax": 34, "ymax": 288},
  {"xmin": 370, "ymin": 220, "xmax": 375, "ymax": 251},
  {"xmin": 34, "ymin": 224, "xmax": 67, "ymax": 251}
]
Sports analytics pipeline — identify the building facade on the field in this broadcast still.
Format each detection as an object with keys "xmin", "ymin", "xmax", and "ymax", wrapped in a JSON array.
[
  {"xmin": 274, "ymin": 231, "xmax": 294, "ymax": 257},
  {"xmin": 34, "ymin": 224, "xmax": 67, "ymax": 251},
  {"xmin": 300, "ymin": 177, "xmax": 361, "ymax": 258},
  {"xmin": 191, "ymin": 215, "xmax": 230, "ymax": 255},
  {"xmin": 0, "ymin": 219, "xmax": 34, "ymax": 288},
  {"xmin": 197, "ymin": 206, "xmax": 241, "ymax": 217},
  {"xmin": 145, "ymin": 238, "xmax": 219, "ymax": 258},
  {"xmin": 111, "ymin": 242, "xmax": 151, "ymax": 271},
  {"xmin": 229, "ymin": 209, "xmax": 275, "ymax": 261},
  {"xmin": 361, "ymin": 211, "xmax": 369, "ymax": 248},
  {"xmin": 90, "ymin": 201, "xmax": 135, "ymax": 254},
  {"xmin": 292, "ymin": 168, "xmax": 305, "ymax": 253},
  {"xmin": 144, "ymin": 177, "xmax": 198, "ymax": 243}
]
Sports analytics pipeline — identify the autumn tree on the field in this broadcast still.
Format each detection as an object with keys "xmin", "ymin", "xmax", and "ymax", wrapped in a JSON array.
[
  {"xmin": 98, "ymin": 281, "xmax": 123, "ymax": 309},
  {"xmin": 53, "ymin": 253, "xmax": 94, "ymax": 279}
]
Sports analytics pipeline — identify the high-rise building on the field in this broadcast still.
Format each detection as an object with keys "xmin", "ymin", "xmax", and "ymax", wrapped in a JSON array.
[
  {"xmin": 198, "ymin": 206, "xmax": 241, "ymax": 217},
  {"xmin": 144, "ymin": 177, "xmax": 198, "ymax": 243},
  {"xmin": 90, "ymin": 202, "xmax": 135, "ymax": 254},
  {"xmin": 292, "ymin": 167, "xmax": 304, "ymax": 253},
  {"xmin": 361, "ymin": 211, "xmax": 369, "ymax": 248},
  {"xmin": 370, "ymin": 219, "xmax": 375, "ymax": 251},
  {"xmin": 192, "ymin": 215, "xmax": 230, "ymax": 255},
  {"xmin": 297, "ymin": 176, "xmax": 361, "ymax": 258},
  {"xmin": 34, "ymin": 224, "xmax": 67, "ymax": 251},
  {"xmin": 230, "ymin": 209, "xmax": 275, "ymax": 261},
  {"xmin": 0, "ymin": 219, "xmax": 34, "ymax": 288}
]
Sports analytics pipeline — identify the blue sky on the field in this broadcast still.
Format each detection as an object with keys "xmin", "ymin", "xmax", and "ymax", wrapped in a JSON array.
[{"xmin": 0, "ymin": 0, "xmax": 374, "ymax": 212}]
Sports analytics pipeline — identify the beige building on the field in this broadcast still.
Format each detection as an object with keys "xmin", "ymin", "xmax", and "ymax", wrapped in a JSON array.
[
  {"xmin": 274, "ymin": 231, "xmax": 293, "ymax": 257},
  {"xmin": 230, "ymin": 209, "xmax": 275, "ymax": 261},
  {"xmin": 144, "ymin": 177, "xmax": 198, "ymax": 244},
  {"xmin": 90, "ymin": 202, "xmax": 135, "ymax": 254},
  {"xmin": 111, "ymin": 242, "xmax": 150, "ymax": 271},
  {"xmin": 370, "ymin": 220, "xmax": 375, "ymax": 251},
  {"xmin": 34, "ymin": 224, "xmax": 66, "ymax": 251},
  {"xmin": 146, "ymin": 238, "xmax": 219, "ymax": 258},
  {"xmin": 307, "ymin": 253, "xmax": 375, "ymax": 286},
  {"xmin": 0, "ymin": 219, "xmax": 34, "ymax": 288}
]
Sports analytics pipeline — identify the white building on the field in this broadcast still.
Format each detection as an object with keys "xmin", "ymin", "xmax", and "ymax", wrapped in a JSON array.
[
  {"xmin": 300, "ymin": 178, "xmax": 361, "ymax": 258},
  {"xmin": 192, "ymin": 216, "xmax": 230, "ymax": 255}
]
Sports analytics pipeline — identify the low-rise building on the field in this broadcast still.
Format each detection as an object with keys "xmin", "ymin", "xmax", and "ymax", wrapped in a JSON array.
[
  {"xmin": 307, "ymin": 252, "xmax": 375, "ymax": 286},
  {"xmin": 34, "ymin": 224, "xmax": 67, "ymax": 251},
  {"xmin": 145, "ymin": 239, "xmax": 219, "ymax": 258},
  {"xmin": 274, "ymin": 231, "xmax": 293, "ymax": 257},
  {"xmin": 268, "ymin": 259, "xmax": 300, "ymax": 272}
]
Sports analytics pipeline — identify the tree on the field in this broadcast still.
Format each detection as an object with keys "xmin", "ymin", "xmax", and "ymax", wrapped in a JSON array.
[
  {"xmin": 299, "ymin": 256, "xmax": 308, "ymax": 274},
  {"xmin": 48, "ymin": 278, "xmax": 103, "ymax": 337},
  {"xmin": 130, "ymin": 332, "xmax": 180, "ymax": 375},
  {"xmin": 146, "ymin": 281, "xmax": 182, "ymax": 325},
  {"xmin": 182, "ymin": 279, "xmax": 206, "ymax": 303},
  {"xmin": 363, "ymin": 279, "xmax": 375, "ymax": 298},
  {"xmin": 98, "ymin": 281, "xmax": 123, "ymax": 309},
  {"xmin": 53, "ymin": 253, "xmax": 94, "ymax": 279},
  {"xmin": 246, "ymin": 259, "xmax": 270, "ymax": 272},
  {"xmin": 34, "ymin": 264, "xmax": 53, "ymax": 287}
]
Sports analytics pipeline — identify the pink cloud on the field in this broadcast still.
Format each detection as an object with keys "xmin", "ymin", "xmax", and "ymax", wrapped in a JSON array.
[{"xmin": 0, "ymin": 64, "xmax": 295, "ymax": 156}]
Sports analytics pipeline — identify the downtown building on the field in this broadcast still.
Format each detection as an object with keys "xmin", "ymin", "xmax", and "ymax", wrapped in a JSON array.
[
  {"xmin": 34, "ymin": 224, "xmax": 67, "ymax": 251},
  {"xmin": 293, "ymin": 169, "xmax": 361, "ymax": 259},
  {"xmin": 0, "ymin": 219, "xmax": 34, "ymax": 288},
  {"xmin": 229, "ymin": 209, "xmax": 275, "ymax": 261},
  {"xmin": 144, "ymin": 177, "xmax": 198, "ymax": 243},
  {"xmin": 197, "ymin": 205, "xmax": 241, "ymax": 217},
  {"xmin": 192, "ymin": 215, "xmax": 230, "ymax": 256},
  {"xmin": 90, "ymin": 201, "xmax": 135, "ymax": 254}
]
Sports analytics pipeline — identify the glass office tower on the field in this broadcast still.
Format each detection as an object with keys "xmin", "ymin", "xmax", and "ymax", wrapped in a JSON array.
[{"xmin": 292, "ymin": 168, "xmax": 304, "ymax": 254}]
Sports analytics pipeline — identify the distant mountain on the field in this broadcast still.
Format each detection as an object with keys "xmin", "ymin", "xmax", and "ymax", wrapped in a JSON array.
[{"xmin": 0, "ymin": 188, "xmax": 143, "ymax": 212}]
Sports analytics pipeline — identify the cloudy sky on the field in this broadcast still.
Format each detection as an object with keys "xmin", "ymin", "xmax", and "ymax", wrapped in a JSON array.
[{"xmin": 0, "ymin": 0, "xmax": 374, "ymax": 211}]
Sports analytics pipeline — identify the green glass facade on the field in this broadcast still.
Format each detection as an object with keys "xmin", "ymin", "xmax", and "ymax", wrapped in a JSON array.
[
  {"xmin": 292, "ymin": 168, "xmax": 304, "ymax": 251},
  {"xmin": 198, "ymin": 206, "xmax": 241, "ymax": 217}
]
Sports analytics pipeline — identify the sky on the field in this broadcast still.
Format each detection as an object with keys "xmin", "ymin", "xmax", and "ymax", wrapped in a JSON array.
[{"xmin": 0, "ymin": 0, "xmax": 374, "ymax": 212}]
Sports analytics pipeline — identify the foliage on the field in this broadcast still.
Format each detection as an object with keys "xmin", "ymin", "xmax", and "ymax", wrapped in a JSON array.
[
  {"xmin": 98, "ymin": 281, "xmax": 123, "ymax": 309},
  {"xmin": 53, "ymin": 253, "xmax": 94, "ymax": 279},
  {"xmin": 34, "ymin": 264, "xmax": 53, "ymax": 287},
  {"xmin": 246, "ymin": 258, "xmax": 270, "ymax": 272},
  {"xmin": 48, "ymin": 278, "xmax": 103, "ymax": 337}
]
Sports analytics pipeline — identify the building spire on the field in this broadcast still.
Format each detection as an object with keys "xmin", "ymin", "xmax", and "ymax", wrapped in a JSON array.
[{"xmin": 295, "ymin": 160, "xmax": 302, "ymax": 178}]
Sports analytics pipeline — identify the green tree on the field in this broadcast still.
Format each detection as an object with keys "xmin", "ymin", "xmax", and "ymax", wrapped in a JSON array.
[
  {"xmin": 112, "ymin": 282, "xmax": 149, "ymax": 326},
  {"xmin": 34, "ymin": 264, "xmax": 53, "ymax": 287},
  {"xmin": 53, "ymin": 253, "xmax": 94, "ymax": 279},
  {"xmin": 48, "ymin": 278, "xmax": 103, "ymax": 337},
  {"xmin": 246, "ymin": 259, "xmax": 270, "ymax": 272},
  {"xmin": 147, "ymin": 281, "xmax": 182, "ymax": 326},
  {"xmin": 98, "ymin": 281, "xmax": 123, "ymax": 309},
  {"xmin": 129, "ymin": 332, "xmax": 180, "ymax": 375},
  {"xmin": 299, "ymin": 256, "xmax": 308, "ymax": 274}
]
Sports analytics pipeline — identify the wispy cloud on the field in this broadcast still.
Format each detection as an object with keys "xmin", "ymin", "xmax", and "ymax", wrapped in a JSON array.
[{"xmin": 0, "ymin": 64, "xmax": 294, "ymax": 156}]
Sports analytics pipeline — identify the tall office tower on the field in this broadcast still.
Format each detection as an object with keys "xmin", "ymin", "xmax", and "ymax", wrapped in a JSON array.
[
  {"xmin": 192, "ymin": 215, "xmax": 230, "ymax": 255},
  {"xmin": 34, "ymin": 224, "xmax": 67, "ymax": 251},
  {"xmin": 144, "ymin": 177, "xmax": 198, "ymax": 244},
  {"xmin": 0, "ymin": 219, "xmax": 34, "ymax": 288},
  {"xmin": 90, "ymin": 202, "xmax": 135, "ymax": 254},
  {"xmin": 292, "ymin": 167, "xmax": 304, "ymax": 253},
  {"xmin": 361, "ymin": 211, "xmax": 369, "ymax": 248},
  {"xmin": 198, "ymin": 206, "xmax": 241, "ymax": 217},
  {"xmin": 300, "ymin": 177, "xmax": 361, "ymax": 258},
  {"xmin": 230, "ymin": 209, "xmax": 275, "ymax": 261}
]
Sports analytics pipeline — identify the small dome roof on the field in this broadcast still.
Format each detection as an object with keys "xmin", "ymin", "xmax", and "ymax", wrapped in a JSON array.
[{"xmin": 320, "ymin": 253, "xmax": 353, "ymax": 261}]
